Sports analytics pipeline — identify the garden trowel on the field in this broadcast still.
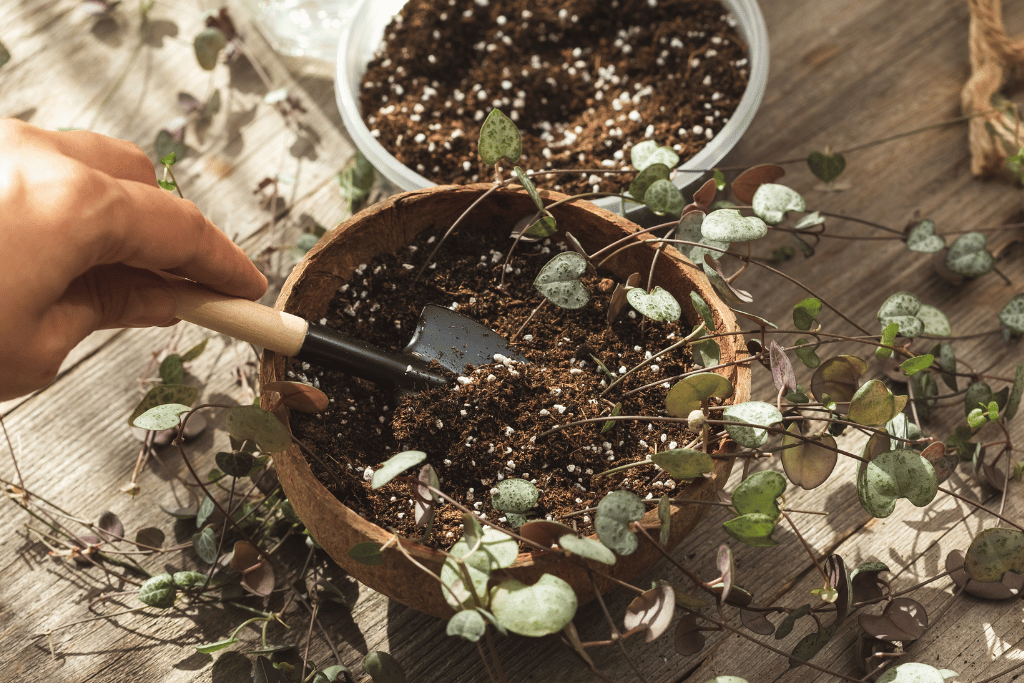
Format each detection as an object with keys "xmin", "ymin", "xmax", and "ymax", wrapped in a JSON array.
[{"xmin": 160, "ymin": 275, "xmax": 525, "ymax": 392}]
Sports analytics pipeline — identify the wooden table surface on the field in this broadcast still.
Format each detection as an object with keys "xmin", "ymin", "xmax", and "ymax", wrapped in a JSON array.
[{"xmin": 1, "ymin": 1, "xmax": 1022, "ymax": 682}]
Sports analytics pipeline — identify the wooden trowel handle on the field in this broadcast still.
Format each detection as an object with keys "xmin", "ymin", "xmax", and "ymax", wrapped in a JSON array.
[
  {"xmin": 160, "ymin": 275, "xmax": 308, "ymax": 356},
  {"xmin": 159, "ymin": 274, "xmax": 449, "ymax": 390}
]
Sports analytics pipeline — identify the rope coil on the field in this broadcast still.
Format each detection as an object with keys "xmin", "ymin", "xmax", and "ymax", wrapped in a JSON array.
[{"xmin": 963, "ymin": 0, "xmax": 1024, "ymax": 176}]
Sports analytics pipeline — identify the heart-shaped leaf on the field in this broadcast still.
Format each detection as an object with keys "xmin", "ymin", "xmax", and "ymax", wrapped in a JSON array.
[
  {"xmin": 877, "ymin": 292, "xmax": 946, "ymax": 339},
  {"xmin": 675, "ymin": 210, "xmax": 705, "ymax": 256},
  {"xmin": 793, "ymin": 211, "xmax": 825, "ymax": 230},
  {"xmin": 192, "ymin": 528, "xmax": 218, "ymax": 565},
  {"xmin": 807, "ymin": 151, "xmax": 846, "ymax": 183},
  {"xmin": 223, "ymin": 405, "xmax": 291, "ymax": 453},
  {"xmin": 811, "ymin": 355, "xmax": 868, "ymax": 405},
  {"xmin": 906, "ymin": 219, "xmax": 945, "ymax": 253},
  {"xmin": 139, "ymin": 573, "xmax": 177, "ymax": 608},
  {"xmin": 230, "ymin": 540, "xmax": 260, "ymax": 572},
  {"xmin": 794, "ymin": 339, "xmax": 821, "ymax": 369},
  {"xmin": 964, "ymin": 381, "xmax": 994, "ymax": 418},
  {"xmin": 478, "ymin": 109, "xmax": 521, "ymax": 165},
  {"xmin": 780, "ymin": 423, "xmax": 838, "ymax": 489},
  {"xmin": 371, "ymin": 450, "xmax": 426, "ymax": 490},
  {"xmin": 946, "ymin": 549, "xmax": 1024, "ymax": 600},
  {"xmin": 624, "ymin": 585, "xmax": 675, "ymax": 642},
  {"xmin": 194, "ymin": 27, "xmax": 227, "ymax": 70},
  {"xmin": 769, "ymin": 341, "xmax": 797, "ymax": 393},
  {"xmin": 876, "ymin": 663, "xmax": 959, "ymax": 683},
  {"xmin": 920, "ymin": 441, "xmax": 957, "ymax": 484},
  {"xmin": 691, "ymin": 177, "xmax": 717, "ymax": 210},
  {"xmin": 558, "ymin": 534, "xmax": 616, "ymax": 565},
  {"xmin": 658, "ymin": 495, "xmax": 671, "ymax": 546},
  {"xmin": 453, "ymin": 525, "xmax": 519, "ymax": 572},
  {"xmin": 732, "ymin": 470, "xmax": 787, "ymax": 520},
  {"xmin": 630, "ymin": 140, "xmax": 679, "ymax": 171},
  {"xmin": 261, "ymin": 381, "xmax": 329, "ymax": 413},
  {"xmin": 674, "ymin": 612, "xmax": 706, "ymax": 655},
  {"xmin": 491, "ymin": 478, "xmax": 538, "ymax": 513},
  {"xmin": 792, "ymin": 298, "xmax": 822, "ymax": 331},
  {"xmin": 702, "ymin": 208, "xmax": 768, "ymax": 242},
  {"xmin": 775, "ymin": 603, "xmax": 811, "ymax": 640},
  {"xmin": 216, "ymin": 450, "xmax": 255, "ymax": 478},
  {"xmin": 900, "ymin": 354, "xmax": 934, "ymax": 377},
  {"xmin": 134, "ymin": 527, "xmax": 165, "ymax": 551},
  {"xmin": 689, "ymin": 292, "xmax": 715, "ymax": 331},
  {"xmin": 858, "ymin": 597, "xmax": 928, "ymax": 642},
  {"xmin": 751, "ymin": 183, "xmax": 806, "ymax": 225},
  {"xmin": 629, "ymin": 162, "xmax": 670, "ymax": 202},
  {"xmin": 850, "ymin": 561, "xmax": 890, "ymax": 604},
  {"xmin": 722, "ymin": 513, "xmax": 778, "ymax": 547},
  {"xmin": 518, "ymin": 520, "xmax": 576, "ymax": 547},
  {"xmin": 627, "ymin": 286, "xmax": 681, "ymax": 321},
  {"xmin": 999, "ymin": 293, "xmax": 1024, "ymax": 334},
  {"xmin": 857, "ymin": 449, "xmax": 938, "ymax": 518},
  {"xmin": 514, "ymin": 166, "xmax": 545, "ymax": 211},
  {"xmin": 595, "ymin": 490, "xmax": 645, "ymax": 555},
  {"xmin": 645, "ymin": 178, "xmax": 685, "ymax": 216},
  {"xmin": 412, "ymin": 464, "xmax": 439, "ymax": 528},
  {"xmin": 533, "ymin": 252, "xmax": 591, "ymax": 309},
  {"xmin": 665, "ymin": 373, "xmax": 734, "ymax": 417},
  {"xmin": 722, "ymin": 401, "xmax": 783, "ymax": 448},
  {"xmin": 241, "ymin": 560, "xmax": 275, "ymax": 597},
  {"xmin": 446, "ymin": 609, "xmax": 487, "ymax": 643},
  {"xmin": 490, "ymin": 574, "xmax": 577, "ymax": 637},
  {"xmin": 692, "ymin": 337, "xmax": 721, "ymax": 368},
  {"xmin": 732, "ymin": 163, "xmax": 785, "ymax": 204},
  {"xmin": 127, "ymin": 384, "xmax": 199, "ymax": 428},
  {"xmin": 133, "ymin": 403, "xmax": 190, "ymax": 431},
  {"xmin": 523, "ymin": 214, "xmax": 557, "ymax": 240},
  {"xmin": 849, "ymin": 380, "xmax": 907, "ymax": 427},
  {"xmin": 945, "ymin": 232, "xmax": 994, "ymax": 277},
  {"xmin": 362, "ymin": 652, "xmax": 406, "ymax": 683},
  {"xmin": 790, "ymin": 623, "xmax": 840, "ymax": 667},
  {"xmin": 160, "ymin": 354, "xmax": 184, "ymax": 385},
  {"xmin": 963, "ymin": 527, "xmax": 1024, "ymax": 583},
  {"xmin": 652, "ymin": 449, "xmax": 713, "ymax": 479},
  {"xmin": 917, "ymin": 304, "xmax": 951, "ymax": 336}
]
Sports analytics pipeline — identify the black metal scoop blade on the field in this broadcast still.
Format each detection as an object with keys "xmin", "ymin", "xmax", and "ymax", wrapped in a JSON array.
[{"xmin": 298, "ymin": 305, "xmax": 526, "ymax": 392}]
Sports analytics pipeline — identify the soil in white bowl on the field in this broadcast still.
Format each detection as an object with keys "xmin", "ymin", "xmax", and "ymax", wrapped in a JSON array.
[{"xmin": 359, "ymin": 0, "xmax": 750, "ymax": 196}]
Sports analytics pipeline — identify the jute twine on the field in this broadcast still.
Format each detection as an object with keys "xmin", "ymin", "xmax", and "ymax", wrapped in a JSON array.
[{"xmin": 963, "ymin": 0, "xmax": 1024, "ymax": 176}]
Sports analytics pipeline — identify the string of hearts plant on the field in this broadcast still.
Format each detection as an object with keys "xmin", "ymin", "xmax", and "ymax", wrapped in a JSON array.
[{"xmin": 330, "ymin": 109, "xmax": 1024, "ymax": 683}]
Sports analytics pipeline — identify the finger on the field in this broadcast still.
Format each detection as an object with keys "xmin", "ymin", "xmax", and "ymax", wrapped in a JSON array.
[
  {"xmin": 0, "ymin": 266, "xmax": 180, "ymax": 401},
  {"xmin": 3, "ymin": 119, "xmax": 159, "ymax": 187},
  {"xmin": 24, "ymin": 165, "xmax": 267, "ymax": 306},
  {"xmin": 45, "ymin": 265, "xmax": 179, "ymax": 340}
]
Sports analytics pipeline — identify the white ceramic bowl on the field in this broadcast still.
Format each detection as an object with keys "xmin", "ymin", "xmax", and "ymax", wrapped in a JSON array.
[{"xmin": 336, "ymin": 0, "xmax": 769, "ymax": 214}]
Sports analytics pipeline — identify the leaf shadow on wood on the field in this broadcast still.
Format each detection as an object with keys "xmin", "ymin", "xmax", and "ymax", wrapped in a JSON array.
[
  {"xmin": 90, "ymin": 15, "xmax": 124, "ymax": 48},
  {"xmin": 211, "ymin": 650, "xmax": 253, "ymax": 682},
  {"xmin": 229, "ymin": 54, "xmax": 269, "ymax": 96},
  {"xmin": 143, "ymin": 19, "xmax": 178, "ymax": 48}
]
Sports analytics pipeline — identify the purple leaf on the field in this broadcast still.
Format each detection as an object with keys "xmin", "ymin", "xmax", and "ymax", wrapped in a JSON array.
[
  {"xmin": 716, "ymin": 544, "xmax": 734, "ymax": 604},
  {"xmin": 769, "ymin": 340, "xmax": 797, "ymax": 392},
  {"xmin": 96, "ymin": 511, "xmax": 124, "ymax": 543},
  {"xmin": 623, "ymin": 585, "xmax": 675, "ymax": 642}
]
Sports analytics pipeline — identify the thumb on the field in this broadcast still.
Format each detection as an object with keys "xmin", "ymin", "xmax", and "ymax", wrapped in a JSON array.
[{"xmin": 54, "ymin": 265, "xmax": 179, "ymax": 335}]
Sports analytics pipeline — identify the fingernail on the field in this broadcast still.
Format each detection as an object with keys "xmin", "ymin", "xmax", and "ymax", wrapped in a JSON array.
[{"xmin": 120, "ymin": 287, "xmax": 177, "ymax": 328}]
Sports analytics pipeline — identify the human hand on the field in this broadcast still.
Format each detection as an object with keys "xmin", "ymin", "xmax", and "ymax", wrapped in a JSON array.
[{"xmin": 0, "ymin": 119, "xmax": 268, "ymax": 400}]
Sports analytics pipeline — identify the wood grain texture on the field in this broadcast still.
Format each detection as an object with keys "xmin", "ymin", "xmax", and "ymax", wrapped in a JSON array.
[{"xmin": 0, "ymin": 0, "xmax": 1021, "ymax": 681}]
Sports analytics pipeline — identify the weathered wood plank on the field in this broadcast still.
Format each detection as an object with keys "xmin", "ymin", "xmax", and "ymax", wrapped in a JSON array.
[{"xmin": 0, "ymin": 0, "xmax": 1021, "ymax": 681}]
